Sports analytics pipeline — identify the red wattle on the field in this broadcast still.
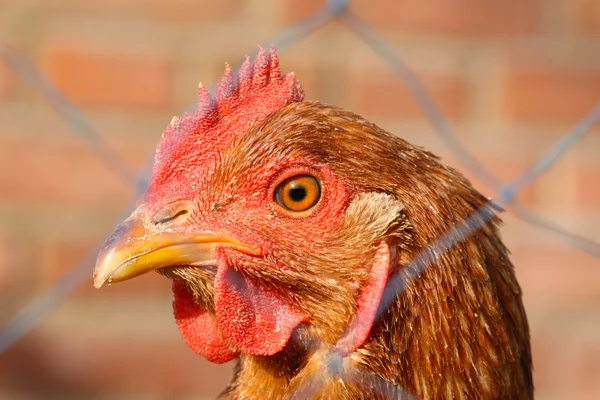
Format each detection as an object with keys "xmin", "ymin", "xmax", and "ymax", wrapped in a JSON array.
[
  {"xmin": 214, "ymin": 265, "xmax": 308, "ymax": 356},
  {"xmin": 172, "ymin": 280, "xmax": 239, "ymax": 363}
]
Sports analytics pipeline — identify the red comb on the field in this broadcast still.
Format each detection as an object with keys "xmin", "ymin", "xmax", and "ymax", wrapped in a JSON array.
[{"xmin": 149, "ymin": 46, "xmax": 304, "ymax": 191}]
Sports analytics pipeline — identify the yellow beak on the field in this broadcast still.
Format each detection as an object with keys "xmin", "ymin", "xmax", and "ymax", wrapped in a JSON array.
[{"xmin": 93, "ymin": 209, "xmax": 255, "ymax": 289}]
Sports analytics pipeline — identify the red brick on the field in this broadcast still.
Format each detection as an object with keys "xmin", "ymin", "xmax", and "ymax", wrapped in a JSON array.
[
  {"xmin": 575, "ymin": 338, "xmax": 600, "ymax": 394},
  {"xmin": 0, "ymin": 64, "xmax": 12, "ymax": 100},
  {"xmin": 38, "ymin": 237, "xmax": 103, "ymax": 288},
  {"xmin": 43, "ymin": 47, "xmax": 173, "ymax": 109},
  {"xmin": 0, "ymin": 229, "xmax": 10, "ymax": 289},
  {"xmin": 284, "ymin": 0, "xmax": 322, "ymax": 21},
  {"xmin": 458, "ymin": 154, "xmax": 536, "ymax": 206},
  {"xmin": 503, "ymin": 66, "xmax": 600, "ymax": 124},
  {"xmin": 286, "ymin": 0, "xmax": 542, "ymax": 35},
  {"xmin": 0, "ymin": 326, "xmax": 232, "ymax": 397},
  {"xmin": 0, "ymin": 138, "xmax": 139, "ymax": 207},
  {"xmin": 575, "ymin": 161, "xmax": 600, "ymax": 208},
  {"xmin": 531, "ymin": 319, "xmax": 600, "ymax": 399},
  {"xmin": 0, "ymin": 232, "xmax": 42, "ymax": 299},
  {"xmin": 38, "ymin": 0, "xmax": 243, "ymax": 22},
  {"xmin": 515, "ymin": 245, "xmax": 600, "ymax": 306},
  {"xmin": 578, "ymin": 0, "xmax": 600, "ymax": 34},
  {"xmin": 355, "ymin": 70, "xmax": 469, "ymax": 120},
  {"xmin": 0, "ymin": 236, "xmax": 44, "ymax": 324}
]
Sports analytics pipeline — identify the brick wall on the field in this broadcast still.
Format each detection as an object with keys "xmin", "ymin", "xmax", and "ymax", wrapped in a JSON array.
[{"xmin": 0, "ymin": 1, "xmax": 599, "ymax": 398}]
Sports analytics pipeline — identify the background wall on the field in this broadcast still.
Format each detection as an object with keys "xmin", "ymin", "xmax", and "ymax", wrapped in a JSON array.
[{"xmin": 0, "ymin": 0, "xmax": 599, "ymax": 399}]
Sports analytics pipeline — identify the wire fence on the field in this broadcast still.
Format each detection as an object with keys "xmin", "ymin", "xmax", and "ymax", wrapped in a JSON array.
[{"xmin": 1, "ymin": 0, "xmax": 600, "ymax": 397}]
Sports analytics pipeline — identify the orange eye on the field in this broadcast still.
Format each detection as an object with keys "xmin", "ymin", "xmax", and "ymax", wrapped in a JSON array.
[{"xmin": 274, "ymin": 175, "xmax": 321, "ymax": 212}]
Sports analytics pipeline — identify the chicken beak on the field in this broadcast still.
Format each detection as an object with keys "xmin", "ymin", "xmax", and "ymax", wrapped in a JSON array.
[{"xmin": 93, "ymin": 210, "xmax": 254, "ymax": 289}]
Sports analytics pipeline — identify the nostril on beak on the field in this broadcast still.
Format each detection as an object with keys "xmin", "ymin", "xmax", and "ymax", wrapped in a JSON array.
[
  {"xmin": 153, "ymin": 209, "xmax": 189, "ymax": 225},
  {"xmin": 150, "ymin": 200, "xmax": 194, "ymax": 226}
]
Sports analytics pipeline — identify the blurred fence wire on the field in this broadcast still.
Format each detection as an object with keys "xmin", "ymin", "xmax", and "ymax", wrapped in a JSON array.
[
  {"xmin": 0, "ymin": 39, "xmax": 137, "ymax": 186},
  {"xmin": 1, "ymin": 0, "xmax": 600, "ymax": 395}
]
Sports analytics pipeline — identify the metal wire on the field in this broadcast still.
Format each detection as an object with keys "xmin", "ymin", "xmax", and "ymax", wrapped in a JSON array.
[
  {"xmin": 0, "ymin": 1, "xmax": 599, "ymax": 397},
  {"xmin": 337, "ymin": 10, "xmax": 600, "ymax": 258},
  {"xmin": 339, "ymin": 11, "xmax": 501, "ymax": 189},
  {"xmin": 0, "ymin": 3, "xmax": 340, "ymax": 358},
  {"xmin": 0, "ymin": 248, "xmax": 100, "ymax": 354},
  {"xmin": 0, "ymin": 38, "xmax": 137, "ymax": 186},
  {"xmin": 504, "ymin": 100, "xmax": 600, "ymax": 201}
]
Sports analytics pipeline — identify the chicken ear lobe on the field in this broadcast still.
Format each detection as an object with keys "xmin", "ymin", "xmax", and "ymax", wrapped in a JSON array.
[
  {"xmin": 335, "ymin": 238, "xmax": 394, "ymax": 356},
  {"xmin": 214, "ymin": 264, "xmax": 309, "ymax": 356}
]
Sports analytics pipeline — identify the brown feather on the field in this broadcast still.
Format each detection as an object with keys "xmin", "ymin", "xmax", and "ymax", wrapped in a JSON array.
[{"xmin": 187, "ymin": 101, "xmax": 534, "ymax": 399}]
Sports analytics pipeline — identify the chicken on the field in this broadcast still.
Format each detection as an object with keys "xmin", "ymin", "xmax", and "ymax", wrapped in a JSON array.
[{"xmin": 93, "ymin": 47, "xmax": 532, "ymax": 399}]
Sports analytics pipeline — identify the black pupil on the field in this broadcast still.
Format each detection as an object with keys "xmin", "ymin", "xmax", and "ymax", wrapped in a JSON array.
[{"xmin": 288, "ymin": 184, "xmax": 307, "ymax": 202}]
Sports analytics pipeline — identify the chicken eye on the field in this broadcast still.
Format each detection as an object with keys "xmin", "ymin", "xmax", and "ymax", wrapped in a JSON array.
[{"xmin": 274, "ymin": 175, "xmax": 321, "ymax": 212}]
